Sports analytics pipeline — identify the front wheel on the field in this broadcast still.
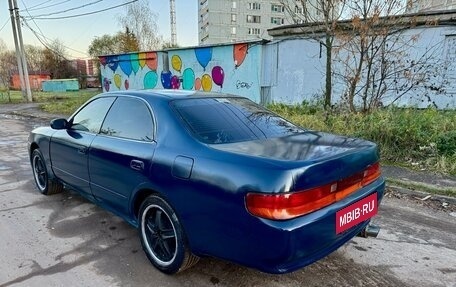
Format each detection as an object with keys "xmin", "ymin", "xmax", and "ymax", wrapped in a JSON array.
[
  {"xmin": 139, "ymin": 195, "xmax": 199, "ymax": 274},
  {"xmin": 31, "ymin": 149, "xmax": 63, "ymax": 195}
]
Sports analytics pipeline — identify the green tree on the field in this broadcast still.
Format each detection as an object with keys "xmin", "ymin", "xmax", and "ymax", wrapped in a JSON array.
[{"xmin": 88, "ymin": 29, "xmax": 140, "ymax": 57}]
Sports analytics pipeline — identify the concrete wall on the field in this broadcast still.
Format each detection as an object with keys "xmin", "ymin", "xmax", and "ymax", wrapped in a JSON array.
[
  {"xmin": 267, "ymin": 25, "xmax": 456, "ymax": 109},
  {"xmin": 99, "ymin": 42, "xmax": 262, "ymax": 103}
]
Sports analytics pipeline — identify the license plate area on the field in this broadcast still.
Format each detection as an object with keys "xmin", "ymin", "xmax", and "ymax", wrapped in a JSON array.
[{"xmin": 336, "ymin": 192, "xmax": 378, "ymax": 234}]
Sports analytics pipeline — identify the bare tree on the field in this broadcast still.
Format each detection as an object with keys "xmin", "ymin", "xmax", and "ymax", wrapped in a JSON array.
[
  {"xmin": 281, "ymin": 0, "xmax": 346, "ymax": 110},
  {"xmin": 334, "ymin": 0, "xmax": 444, "ymax": 112},
  {"xmin": 42, "ymin": 39, "xmax": 77, "ymax": 79},
  {"xmin": 25, "ymin": 45, "xmax": 46, "ymax": 73},
  {"xmin": 117, "ymin": 0, "xmax": 163, "ymax": 51},
  {"xmin": 0, "ymin": 39, "xmax": 16, "ymax": 102}
]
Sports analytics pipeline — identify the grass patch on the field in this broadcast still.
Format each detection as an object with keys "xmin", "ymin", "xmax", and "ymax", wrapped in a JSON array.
[
  {"xmin": 40, "ymin": 91, "xmax": 97, "ymax": 115},
  {"xmin": 269, "ymin": 103, "xmax": 456, "ymax": 175},
  {"xmin": 0, "ymin": 89, "xmax": 99, "ymax": 115}
]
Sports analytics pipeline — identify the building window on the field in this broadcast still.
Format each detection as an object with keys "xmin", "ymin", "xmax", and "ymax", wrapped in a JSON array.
[
  {"xmin": 295, "ymin": 6, "xmax": 303, "ymax": 14},
  {"xmin": 200, "ymin": 0, "xmax": 208, "ymax": 8},
  {"xmin": 246, "ymin": 15, "xmax": 261, "ymax": 23},
  {"xmin": 232, "ymin": 1, "xmax": 237, "ymax": 9},
  {"xmin": 271, "ymin": 17, "xmax": 284, "ymax": 25},
  {"xmin": 248, "ymin": 2, "xmax": 261, "ymax": 10},
  {"xmin": 248, "ymin": 28, "xmax": 261, "ymax": 35},
  {"xmin": 231, "ymin": 27, "xmax": 237, "ymax": 35},
  {"xmin": 231, "ymin": 14, "xmax": 236, "ymax": 22},
  {"xmin": 271, "ymin": 4, "xmax": 284, "ymax": 12}
]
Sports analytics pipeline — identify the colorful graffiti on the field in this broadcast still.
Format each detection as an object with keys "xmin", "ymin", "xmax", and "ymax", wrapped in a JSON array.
[{"xmin": 99, "ymin": 42, "xmax": 262, "ymax": 102}]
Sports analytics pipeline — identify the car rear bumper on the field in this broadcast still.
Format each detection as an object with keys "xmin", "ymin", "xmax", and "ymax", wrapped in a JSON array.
[{"xmin": 239, "ymin": 178, "xmax": 385, "ymax": 274}]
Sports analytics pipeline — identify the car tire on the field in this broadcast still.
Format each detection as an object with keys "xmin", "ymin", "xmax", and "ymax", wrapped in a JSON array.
[
  {"xmin": 139, "ymin": 195, "xmax": 199, "ymax": 274},
  {"xmin": 31, "ymin": 149, "xmax": 63, "ymax": 195}
]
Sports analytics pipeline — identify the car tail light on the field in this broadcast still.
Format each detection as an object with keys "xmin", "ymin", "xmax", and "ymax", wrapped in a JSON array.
[{"xmin": 245, "ymin": 162, "xmax": 381, "ymax": 220}]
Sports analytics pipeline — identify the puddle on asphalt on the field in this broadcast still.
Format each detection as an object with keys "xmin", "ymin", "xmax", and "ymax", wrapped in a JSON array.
[{"xmin": 0, "ymin": 140, "xmax": 20, "ymax": 145}]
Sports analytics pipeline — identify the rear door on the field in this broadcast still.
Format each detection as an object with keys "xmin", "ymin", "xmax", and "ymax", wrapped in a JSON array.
[
  {"xmin": 88, "ymin": 97, "xmax": 156, "ymax": 216},
  {"xmin": 50, "ymin": 97, "xmax": 115, "ymax": 197}
]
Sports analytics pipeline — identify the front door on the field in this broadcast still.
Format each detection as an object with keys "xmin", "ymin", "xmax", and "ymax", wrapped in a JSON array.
[{"xmin": 50, "ymin": 97, "xmax": 116, "ymax": 197}]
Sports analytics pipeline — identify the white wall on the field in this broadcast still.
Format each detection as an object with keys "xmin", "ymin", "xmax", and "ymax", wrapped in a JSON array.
[{"xmin": 266, "ymin": 25, "xmax": 456, "ymax": 109}]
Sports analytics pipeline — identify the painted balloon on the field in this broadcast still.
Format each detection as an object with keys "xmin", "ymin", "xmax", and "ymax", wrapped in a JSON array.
[
  {"xmin": 161, "ymin": 71, "xmax": 172, "ymax": 89},
  {"xmin": 182, "ymin": 68, "xmax": 195, "ymax": 90},
  {"xmin": 146, "ymin": 52, "xmax": 158, "ymax": 70},
  {"xmin": 99, "ymin": 56, "xmax": 107, "ymax": 67},
  {"xmin": 144, "ymin": 71, "xmax": 158, "ymax": 89},
  {"xmin": 138, "ymin": 52, "xmax": 147, "ymax": 68},
  {"xmin": 171, "ymin": 55, "xmax": 182, "ymax": 72},
  {"xmin": 195, "ymin": 47, "xmax": 212, "ymax": 71},
  {"xmin": 103, "ymin": 77, "xmax": 110, "ymax": 92},
  {"xmin": 113, "ymin": 74, "xmax": 122, "ymax": 89},
  {"xmin": 119, "ymin": 54, "xmax": 132, "ymax": 77},
  {"xmin": 171, "ymin": 75, "xmax": 181, "ymax": 89},
  {"xmin": 201, "ymin": 74, "xmax": 212, "ymax": 92},
  {"xmin": 106, "ymin": 56, "xmax": 119, "ymax": 72},
  {"xmin": 211, "ymin": 66, "xmax": 224, "ymax": 88},
  {"xmin": 124, "ymin": 79, "xmax": 130, "ymax": 90},
  {"xmin": 130, "ymin": 53, "xmax": 140, "ymax": 74},
  {"xmin": 194, "ymin": 78, "xmax": 202, "ymax": 90},
  {"xmin": 233, "ymin": 43, "xmax": 248, "ymax": 68}
]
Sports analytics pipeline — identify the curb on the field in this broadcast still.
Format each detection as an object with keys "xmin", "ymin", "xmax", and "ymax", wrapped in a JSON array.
[{"xmin": 386, "ymin": 184, "xmax": 456, "ymax": 205}]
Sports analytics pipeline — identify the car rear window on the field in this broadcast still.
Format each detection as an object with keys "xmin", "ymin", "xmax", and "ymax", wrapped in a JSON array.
[{"xmin": 172, "ymin": 97, "xmax": 304, "ymax": 144}]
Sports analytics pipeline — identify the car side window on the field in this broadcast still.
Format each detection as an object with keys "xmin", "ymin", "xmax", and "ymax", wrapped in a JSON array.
[
  {"xmin": 100, "ymin": 97, "xmax": 154, "ymax": 142},
  {"xmin": 71, "ymin": 97, "xmax": 116, "ymax": 133}
]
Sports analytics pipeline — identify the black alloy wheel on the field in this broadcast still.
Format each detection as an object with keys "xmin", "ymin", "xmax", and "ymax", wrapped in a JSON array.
[
  {"xmin": 31, "ymin": 149, "xmax": 63, "ymax": 195},
  {"xmin": 139, "ymin": 195, "xmax": 199, "ymax": 274}
]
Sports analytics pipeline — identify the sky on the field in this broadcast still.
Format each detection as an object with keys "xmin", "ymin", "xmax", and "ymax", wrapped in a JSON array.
[{"xmin": 0, "ymin": 0, "xmax": 199, "ymax": 59}]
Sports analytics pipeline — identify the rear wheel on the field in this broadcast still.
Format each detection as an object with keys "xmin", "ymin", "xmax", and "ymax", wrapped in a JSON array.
[
  {"xmin": 139, "ymin": 195, "xmax": 199, "ymax": 274},
  {"xmin": 31, "ymin": 149, "xmax": 63, "ymax": 195}
]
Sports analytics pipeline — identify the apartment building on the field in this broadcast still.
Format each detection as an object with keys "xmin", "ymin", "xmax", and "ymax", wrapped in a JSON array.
[
  {"xmin": 407, "ymin": 0, "xmax": 456, "ymax": 13},
  {"xmin": 198, "ymin": 0, "xmax": 319, "ymax": 44}
]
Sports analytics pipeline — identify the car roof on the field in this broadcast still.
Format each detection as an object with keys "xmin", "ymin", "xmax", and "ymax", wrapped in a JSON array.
[{"xmin": 99, "ymin": 89, "xmax": 244, "ymax": 103}]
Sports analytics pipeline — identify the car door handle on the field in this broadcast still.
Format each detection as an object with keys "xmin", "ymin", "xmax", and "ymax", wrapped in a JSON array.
[
  {"xmin": 77, "ymin": 146, "xmax": 87, "ymax": 154},
  {"xmin": 130, "ymin": 160, "xmax": 144, "ymax": 171}
]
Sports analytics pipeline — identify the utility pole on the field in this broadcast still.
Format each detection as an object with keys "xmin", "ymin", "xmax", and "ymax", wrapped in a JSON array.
[
  {"xmin": 170, "ymin": 0, "xmax": 177, "ymax": 46},
  {"xmin": 9, "ymin": 0, "xmax": 32, "ymax": 102},
  {"xmin": 8, "ymin": 0, "xmax": 26, "ymax": 99}
]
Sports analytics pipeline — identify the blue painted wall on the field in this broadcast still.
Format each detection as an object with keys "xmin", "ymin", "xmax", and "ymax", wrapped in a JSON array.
[{"xmin": 42, "ymin": 79, "xmax": 79, "ymax": 92}]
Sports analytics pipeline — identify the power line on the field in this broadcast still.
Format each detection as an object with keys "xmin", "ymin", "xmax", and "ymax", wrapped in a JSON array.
[
  {"xmin": 26, "ymin": 0, "xmax": 138, "ymax": 20},
  {"xmin": 0, "ymin": 19, "xmax": 10, "ymax": 33},
  {"xmin": 22, "ymin": 18, "xmax": 90, "ymax": 58},
  {"xmin": 21, "ymin": 0, "xmax": 48, "ymax": 41},
  {"xmin": 24, "ymin": 0, "xmax": 104, "ymax": 19},
  {"xmin": 27, "ymin": 0, "xmax": 55, "ymax": 10},
  {"xmin": 27, "ymin": 0, "xmax": 71, "ymax": 12}
]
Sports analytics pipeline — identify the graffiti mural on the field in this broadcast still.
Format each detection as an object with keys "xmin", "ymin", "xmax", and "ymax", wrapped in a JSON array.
[
  {"xmin": 100, "ymin": 52, "xmax": 165, "ymax": 92},
  {"xmin": 99, "ymin": 42, "xmax": 262, "ymax": 103}
]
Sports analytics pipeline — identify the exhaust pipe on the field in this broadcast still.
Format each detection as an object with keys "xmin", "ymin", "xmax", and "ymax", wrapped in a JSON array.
[{"xmin": 358, "ymin": 224, "xmax": 380, "ymax": 238}]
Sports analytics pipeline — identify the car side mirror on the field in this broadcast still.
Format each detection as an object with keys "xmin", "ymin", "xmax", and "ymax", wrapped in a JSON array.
[{"xmin": 50, "ymin": 118, "xmax": 69, "ymax": 130}]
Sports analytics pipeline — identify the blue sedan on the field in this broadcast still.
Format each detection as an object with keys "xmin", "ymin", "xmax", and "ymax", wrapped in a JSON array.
[{"xmin": 28, "ymin": 90, "xmax": 385, "ymax": 274}]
